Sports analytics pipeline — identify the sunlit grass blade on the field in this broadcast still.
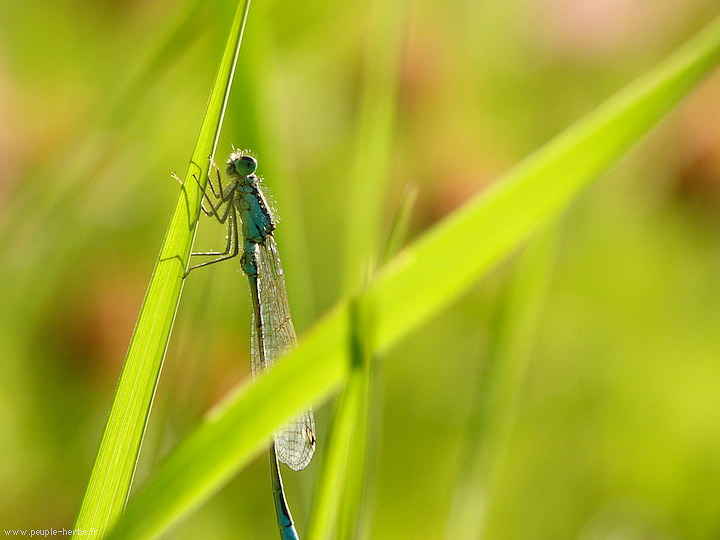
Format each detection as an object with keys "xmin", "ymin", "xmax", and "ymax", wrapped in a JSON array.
[
  {"xmin": 445, "ymin": 223, "xmax": 559, "ymax": 539},
  {"xmin": 105, "ymin": 15, "xmax": 720, "ymax": 540},
  {"xmin": 367, "ymin": 16, "xmax": 720, "ymax": 352},
  {"xmin": 305, "ymin": 365, "xmax": 365, "ymax": 540},
  {"xmin": 335, "ymin": 358, "xmax": 374, "ymax": 540},
  {"xmin": 72, "ymin": 2, "xmax": 252, "ymax": 538},
  {"xmin": 306, "ymin": 298, "xmax": 374, "ymax": 540}
]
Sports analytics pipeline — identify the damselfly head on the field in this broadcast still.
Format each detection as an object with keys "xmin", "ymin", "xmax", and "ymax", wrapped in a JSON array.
[{"xmin": 226, "ymin": 151, "xmax": 258, "ymax": 177}]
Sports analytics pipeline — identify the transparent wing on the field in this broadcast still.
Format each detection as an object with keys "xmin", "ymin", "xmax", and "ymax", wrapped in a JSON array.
[{"xmin": 250, "ymin": 235, "xmax": 316, "ymax": 471}]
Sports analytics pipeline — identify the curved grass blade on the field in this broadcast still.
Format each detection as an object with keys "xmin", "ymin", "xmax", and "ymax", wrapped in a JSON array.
[
  {"xmin": 105, "ymin": 16, "xmax": 720, "ymax": 540},
  {"xmin": 72, "ymin": 2, "xmax": 252, "ymax": 538}
]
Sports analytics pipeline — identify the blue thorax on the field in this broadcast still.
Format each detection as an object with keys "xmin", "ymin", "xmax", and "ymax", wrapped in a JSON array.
[{"xmin": 236, "ymin": 174, "xmax": 275, "ymax": 244}]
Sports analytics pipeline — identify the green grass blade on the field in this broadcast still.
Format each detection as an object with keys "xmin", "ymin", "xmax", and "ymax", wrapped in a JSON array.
[
  {"xmin": 367, "ymin": 15, "xmax": 720, "ymax": 353},
  {"xmin": 306, "ymin": 298, "xmax": 374, "ymax": 540},
  {"xmin": 306, "ymin": 363, "xmax": 366, "ymax": 540},
  {"xmin": 335, "ymin": 360, "xmax": 374, "ymax": 540},
  {"xmin": 72, "ymin": 2, "xmax": 252, "ymax": 538},
  {"xmin": 105, "ymin": 16, "xmax": 720, "ymax": 540}
]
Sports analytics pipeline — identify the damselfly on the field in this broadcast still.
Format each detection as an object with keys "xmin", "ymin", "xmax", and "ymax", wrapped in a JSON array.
[{"xmin": 180, "ymin": 150, "xmax": 316, "ymax": 540}]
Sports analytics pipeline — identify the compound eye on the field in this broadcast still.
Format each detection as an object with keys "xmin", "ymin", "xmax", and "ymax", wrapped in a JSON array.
[{"xmin": 238, "ymin": 155, "xmax": 258, "ymax": 176}]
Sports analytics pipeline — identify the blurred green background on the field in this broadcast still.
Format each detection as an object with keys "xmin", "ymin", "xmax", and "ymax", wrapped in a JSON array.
[{"xmin": 2, "ymin": 1, "xmax": 720, "ymax": 539}]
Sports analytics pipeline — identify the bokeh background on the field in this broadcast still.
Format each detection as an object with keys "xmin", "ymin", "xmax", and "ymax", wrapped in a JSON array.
[{"xmin": 2, "ymin": 1, "xmax": 720, "ymax": 539}]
